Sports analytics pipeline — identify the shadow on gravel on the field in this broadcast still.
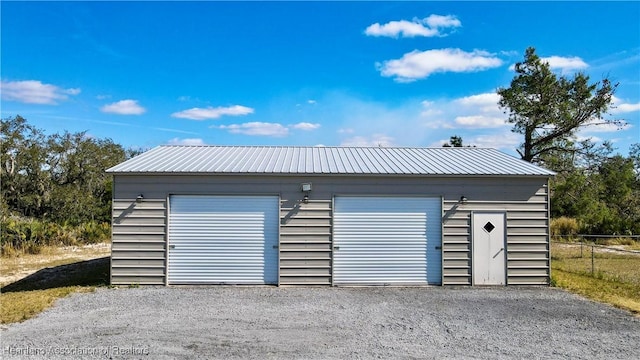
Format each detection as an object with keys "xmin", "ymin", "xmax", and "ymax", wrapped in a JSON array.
[{"xmin": 1, "ymin": 257, "xmax": 110, "ymax": 293}]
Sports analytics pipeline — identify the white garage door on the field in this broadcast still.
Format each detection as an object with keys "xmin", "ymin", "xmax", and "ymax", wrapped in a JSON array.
[
  {"xmin": 168, "ymin": 195, "xmax": 279, "ymax": 285},
  {"xmin": 333, "ymin": 196, "xmax": 442, "ymax": 285}
]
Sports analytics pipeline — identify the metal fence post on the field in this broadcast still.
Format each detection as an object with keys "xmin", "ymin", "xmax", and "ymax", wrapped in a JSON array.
[{"xmin": 591, "ymin": 244, "xmax": 594, "ymax": 275}]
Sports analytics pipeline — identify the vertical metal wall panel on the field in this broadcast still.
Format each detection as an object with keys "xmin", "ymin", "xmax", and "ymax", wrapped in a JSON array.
[
  {"xmin": 167, "ymin": 195, "xmax": 278, "ymax": 285},
  {"xmin": 333, "ymin": 197, "xmax": 442, "ymax": 285}
]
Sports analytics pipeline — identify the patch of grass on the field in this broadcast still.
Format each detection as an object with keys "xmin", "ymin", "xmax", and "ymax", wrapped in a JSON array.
[
  {"xmin": 1, "ymin": 287, "xmax": 95, "ymax": 324},
  {"xmin": 551, "ymin": 242, "xmax": 640, "ymax": 315},
  {"xmin": 551, "ymin": 243, "xmax": 640, "ymax": 286},
  {"xmin": 0, "ymin": 247, "xmax": 110, "ymax": 324},
  {"xmin": 0, "ymin": 243, "xmax": 110, "ymax": 286},
  {"xmin": 551, "ymin": 269, "xmax": 640, "ymax": 315}
]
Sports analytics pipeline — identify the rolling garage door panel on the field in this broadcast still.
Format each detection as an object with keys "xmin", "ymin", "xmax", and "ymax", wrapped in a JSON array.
[
  {"xmin": 168, "ymin": 195, "xmax": 278, "ymax": 285},
  {"xmin": 333, "ymin": 197, "xmax": 442, "ymax": 285}
]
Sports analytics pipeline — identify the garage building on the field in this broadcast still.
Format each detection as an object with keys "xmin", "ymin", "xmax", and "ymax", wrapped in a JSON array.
[{"xmin": 106, "ymin": 146, "xmax": 555, "ymax": 286}]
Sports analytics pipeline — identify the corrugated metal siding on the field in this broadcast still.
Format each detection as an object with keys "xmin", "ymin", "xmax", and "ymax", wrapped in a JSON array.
[
  {"xmin": 110, "ymin": 175, "xmax": 550, "ymax": 286},
  {"xmin": 333, "ymin": 197, "xmax": 442, "ymax": 285},
  {"xmin": 167, "ymin": 195, "xmax": 279, "ymax": 285},
  {"xmin": 107, "ymin": 146, "xmax": 555, "ymax": 176},
  {"xmin": 111, "ymin": 199, "xmax": 167, "ymax": 285},
  {"xmin": 442, "ymin": 183, "xmax": 550, "ymax": 285},
  {"xmin": 279, "ymin": 200, "xmax": 332, "ymax": 285}
]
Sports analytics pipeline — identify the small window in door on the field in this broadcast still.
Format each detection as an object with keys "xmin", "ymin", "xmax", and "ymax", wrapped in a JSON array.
[{"xmin": 483, "ymin": 222, "xmax": 495, "ymax": 233}]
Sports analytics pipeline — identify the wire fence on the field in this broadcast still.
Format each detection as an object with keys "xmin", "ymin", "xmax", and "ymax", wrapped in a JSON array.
[{"xmin": 550, "ymin": 235, "xmax": 640, "ymax": 286}]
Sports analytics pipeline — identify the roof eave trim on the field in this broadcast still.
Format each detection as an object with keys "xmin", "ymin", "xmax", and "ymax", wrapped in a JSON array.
[{"xmin": 107, "ymin": 171, "xmax": 554, "ymax": 178}]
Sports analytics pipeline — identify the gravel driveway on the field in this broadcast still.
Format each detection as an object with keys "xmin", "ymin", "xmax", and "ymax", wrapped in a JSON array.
[{"xmin": 2, "ymin": 287, "xmax": 639, "ymax": 359}]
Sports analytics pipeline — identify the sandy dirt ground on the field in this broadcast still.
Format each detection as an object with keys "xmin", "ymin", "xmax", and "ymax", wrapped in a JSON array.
[{"xmin": 0, "ymin": 243, "xmax": 110, "ymax": 285}]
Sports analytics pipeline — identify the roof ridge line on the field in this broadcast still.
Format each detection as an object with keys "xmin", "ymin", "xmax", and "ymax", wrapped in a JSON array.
[{"xmin": 159, "ymin": 145, "xmax": 499, "ymax": 149}]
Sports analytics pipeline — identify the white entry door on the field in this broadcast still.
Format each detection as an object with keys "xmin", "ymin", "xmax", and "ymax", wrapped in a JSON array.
[{"xmin": 472, "ymin": 212, "xmax": 506, "ymax": 285}]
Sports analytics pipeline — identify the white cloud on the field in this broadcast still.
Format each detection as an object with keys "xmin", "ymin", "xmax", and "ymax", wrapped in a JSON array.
[
  {"xmin": 172, "ymin": 105, "xmax": 254, "ymax": 120},
  {"xmin": 610, "ymin": 96, "xmax": 640, "ymax": 114},
  {"xmin": 290, "ymin": 122, "xmax": 321, "ymax": 131},
  {"xmin": 65, "ymin": 88, "xmax": 81, "ymax": 95},
  {"xmin": 0, "ymin": 80, "xmax": 81, "ymax": 105},
  {"xmin": 217, "ymin": 122, "xmax": 289, "ymax": 137},
  {"xmin": 96, "ymin": 94, "xmax": 111, "ymax": 100},
  {"xmin": 454, "ymin": 92, "xmax": 503, "ymax": 115},
  {"xmin": 420, "ymin": 100, "xmax": 443, "ymax": 117},
  {"xmin": 365, "ymin": 14, "xmax": 460, "ymax": 38},
  {"xmin": 614, "ymin": 103, "xmax": 640, "ymax": 113},
  {"xmin": 366, "ymin": 20, "xmax": 438, "ymax": 38},
  {"xmin": 307, "ymin": 99, "xmax": 317, "ymax": 104},
  {"xmin": 582, "ymin": 118, "xmax": 632, "ymax": 133},
  {"xmin": 100, "ymin": 99, "xmax": 146, "ymax": 115},
  {"xmin": 454, "ymin": 115, "xmax": 507, "ymax": 128},
  {"xmin": 455, "ymin": 92, "xmax": 500, "ymax": 108},
  {"xmin": 500, "ymin": 50, "xmax": 519, "ymax": 57},
  {"xmin": 167, "ymin": 138, "xmax": 206, "ymax": 145},
  {"xmin": 338, "ymin": 128, "xmax": 355, "ymax": 134},
  {"xmin": 420, "ymin": 91, "xmax": 507, "ymax": 130},
  {"xmin": 509, "ymin": 55, "xmax": 590, "ymax": 73},
  {"xmin": 422, "ymin": 120, "xmax": 454, "ymax": 130},
  {"xmin": 425, "ymin": 14, "xmax": 461, "ymax": 29},
  {"xmin": 216, "ymin": 121, "xmax": 319, "ymax": 136},
  {"xmin": 378, "ymin": 48, "xmax": 503, "ymax": 82},
  {"xmin": 468, "ymin": 132, "xmax": 521, "ymax": 150},
  {"xmin": 421, "ymin": 108, "xmax": 444, "ymax": 117},
  {"xmin": 340, "ymin": 134, "xmax": 395, "ymax": 147},
  {"xmin": 574, "ymin": 134, "xmax": 604, "ymax": 143},
  {"xmin": 541, "ymin": 56, "xmax": 588, "ymax": 72}
]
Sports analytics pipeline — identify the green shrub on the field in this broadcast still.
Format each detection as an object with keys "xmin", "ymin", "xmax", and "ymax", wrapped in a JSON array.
[
  {"xmin": 78, "ymin": 222, "xmax": 110, "ymax": 244},
  {"xmin": 551, "ymin": 217, "xmax": 579, "ymax": 237},
  {"xmin": 0, "ymin": 218, "xmax": 111, "ymax": 257}
]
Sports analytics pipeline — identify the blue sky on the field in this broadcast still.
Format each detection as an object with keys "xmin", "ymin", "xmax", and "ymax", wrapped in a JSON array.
[{"xmin": 2, "ymin": 1, "xmax": 639, "ymax": 157}]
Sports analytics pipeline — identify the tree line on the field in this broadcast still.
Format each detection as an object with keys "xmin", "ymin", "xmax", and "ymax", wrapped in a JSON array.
[
  {"xmin": 495, "ymin": 47, "xmax": 639, "ymax": 234},
  {"xmin": 1, "ymin": 115, "xmax": 141, "ymax": 254},
  {"xmin": 499, "ymin": 48, "xmax": 639, "ymax": 235},
  {"xmin": 1, "ymin": 115, "xmax": 140, "ymax": 224}
]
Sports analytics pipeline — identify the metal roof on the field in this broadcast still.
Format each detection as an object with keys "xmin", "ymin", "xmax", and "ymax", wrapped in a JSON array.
[{"xmin": 106, "ymin": 146, "xmax": 556, "ymax": 176}]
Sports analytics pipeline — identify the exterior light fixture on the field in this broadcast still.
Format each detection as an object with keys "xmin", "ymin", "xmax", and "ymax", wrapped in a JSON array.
[
  {"xmin": 136, "ymin": 194, "xmax": 144, "ymax": 202},
  {"xmin": 459, "ymin": 196, "xmax": 468, "ymax": 204},
  {"xmin": 301, "ymin": 183, "xmax": 312, "ymax": 192},
  {"xmin": 301, "ymin": 183, "xmax": 312, "ymax": 203}
]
